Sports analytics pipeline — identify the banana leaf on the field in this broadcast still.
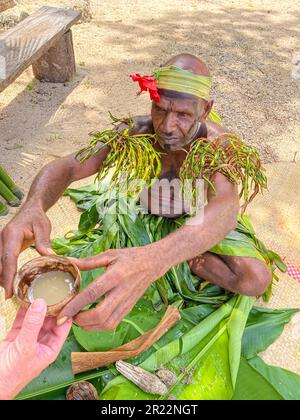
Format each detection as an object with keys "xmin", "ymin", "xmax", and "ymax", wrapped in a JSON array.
[
  {"xmin": 233, "ymin": 356, "xmax": 300, "ymax": 401},
  {"xmin": 73, "ymin": 299, "xmax": 167, "ymax": 353},
  {"xmin": 242, "ymin": 307, "xmax": 299, "ymax": 358},
  {"xmin": 78, "ymin": 203, "xmax": 100, "ymax": 234},
  {"xmin": 100, "ymin": 296, "xmax": 254, "ymax": 400},
  {"xmin": 101, "ymin": 328, "xmax": 233, "ymax": 401},
  {"xmin": 248, "ymin": 356, "xmax": 300, "ymax": 400},
  {"xmin": 39, "ymin": 183, "xmax": 298, "ymax": 401},
  {"xmin": 102, "ymin": 298, "xmax": 299, "ymax": 401},
  {"xmin": 17, "ymin": 301, "xmax": 298, "ymax": 400},
  {"xmin": 233, "ymin": 357, "xmax": 283, "ymax": 400}
]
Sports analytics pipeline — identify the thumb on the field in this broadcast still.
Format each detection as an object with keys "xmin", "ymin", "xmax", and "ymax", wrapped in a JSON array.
[
  {"xmin": 16, "ymin": 299, "xmax": 47, "ymax": 351},
  {"xmin": 33, "ymin": 221, "xmax": 53, "ymax": 256},
  {"xmin": 69, "ymin": 251, "xmax": 115, "ymax": 271}
]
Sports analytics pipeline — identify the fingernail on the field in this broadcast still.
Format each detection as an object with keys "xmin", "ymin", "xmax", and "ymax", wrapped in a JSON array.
[
  {"xmin": 32, "ymin": 298, "xmax": 46, "ymax": 313},
  {"xmin": 57, "ymin": 316, "xmax": 68, "ymax": 326},
  {"xmin": 47, "ymin": 248, "xmax": 56, "ymax": 255}
]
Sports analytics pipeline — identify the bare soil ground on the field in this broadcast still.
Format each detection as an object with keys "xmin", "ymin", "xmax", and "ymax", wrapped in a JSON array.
[
  {"xmin": 0, "ymin": 1, "xmax": 299, "ymax": 209},
  {"xmin": 0, "ymin": 0, "xmax": 299, "ymax": 372}
]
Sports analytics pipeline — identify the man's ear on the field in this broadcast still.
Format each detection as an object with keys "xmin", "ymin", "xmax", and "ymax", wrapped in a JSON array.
[{"xmin": 201, "ymin": 99, "xmax": 214, "ymax": 121}]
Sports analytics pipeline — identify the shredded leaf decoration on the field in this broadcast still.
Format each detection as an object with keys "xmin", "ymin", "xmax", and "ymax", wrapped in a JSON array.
[
  {"xmin": 76, "ymin": 113, "xmax": 162, "ymax": 195},
  {"xmin": 180, "ymin": 133, "xmax": 268, "ymax": 212}
]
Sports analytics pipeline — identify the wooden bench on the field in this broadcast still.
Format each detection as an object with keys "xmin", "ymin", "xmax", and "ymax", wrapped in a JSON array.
[
  {"xmin": 0, "ymin": 6, "xmax": 81, "ymax": 93},
  {"xmin": 0, "ymin": 0, "xmax": 15, "ymax": 13}
]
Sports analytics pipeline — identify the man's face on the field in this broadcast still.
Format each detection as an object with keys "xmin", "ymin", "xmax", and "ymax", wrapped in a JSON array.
[{"xmin": 151, "ymin": 92, "xmax": 205, "ymax": 152}]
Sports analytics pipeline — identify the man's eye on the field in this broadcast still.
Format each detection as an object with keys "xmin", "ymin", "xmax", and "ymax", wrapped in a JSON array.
[{"xmin": 178, "ymin": 112, "xmax": 188, "ymax": 118}]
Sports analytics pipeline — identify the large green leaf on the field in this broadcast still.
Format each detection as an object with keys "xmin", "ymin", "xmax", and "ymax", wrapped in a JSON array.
[
  {"xmin": 242, "ymin": 307, "xmax": 299, "ymax": 359},
  {"xmin": 78, "ymin": 203, "xmax": 100, "ymax": 233},
  {"xmin": 167, "ymin": 327, "xmax": 233, "ymax": 400},
  {"xmin": 180, "ymin": 304, "xmax": 217, "ymax": 327},
  {"xmin": 249, "ymin": 356, "xmax": 300, "ymax": 400},
  {"xmin": 46, "ymin": 183, "xmax": 299, "ymax": 401},
  {"xmin": 100, "ymin": 296, "xmax": 253, "ymax": 400},
  {"xmin": 227, "ymin": 296, "xmax": 255, "ymax": 386},
  {"xmin": 101, "ymin": 327, "xmax": 233, "ymax": 401},
  {"xmin": 210, "ymin": 230, "xmax": 264, "ymax": 261},
  {"xmin": 118, "ymin": 213, "xmax": 151, "ymax": 247},
  {"xmin": 233, "ymin": 357, "xmax": 283, "ymax": 400},
  {"xmin": 233, "ymin": 355, "xmax": 300, "ymax": 401},
  {"xmin": 73, "ymin": 299, "xmax": 167, "ymax": 352}
]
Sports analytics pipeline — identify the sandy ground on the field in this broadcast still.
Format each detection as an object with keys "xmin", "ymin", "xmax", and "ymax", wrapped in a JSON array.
[
  {"xmin": 1, "ymin": 0, "xmax": 299, "ymax": 256},
  {"xmin": 0, "ymin": 0, "xmax": 299, "ymax": 198},
  {"xmin": 0, "ymin": 0, "xmax": 300, "ymax": 373}
]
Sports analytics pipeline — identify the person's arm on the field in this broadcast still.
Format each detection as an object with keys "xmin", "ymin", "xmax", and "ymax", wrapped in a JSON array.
[
  {"xmin": 25, "ymin": 149, "xmax": 110, "ymax": 212},
  {"xmin": 0, "ymin": 299, "xmax": 71, "ymax": 400},
  {"xmin": 57, "ymin": 173, "xmax": 239, "ymax": 331},
  {"xmin": 0, "ymin": 115, "xmax": 151, "ymax": 299},
  {"xmin": 0, "ymin": 148, "xmax": 108, "ymax": 298},
  {"xmin": 151, "ymin": 172, "xmax": 239, "ymax": 265}
]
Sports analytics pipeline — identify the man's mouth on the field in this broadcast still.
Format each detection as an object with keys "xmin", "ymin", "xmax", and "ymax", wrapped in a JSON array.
[{"xmin": 158, "ymin": 137, "xmax": 179, "ymax": 145}]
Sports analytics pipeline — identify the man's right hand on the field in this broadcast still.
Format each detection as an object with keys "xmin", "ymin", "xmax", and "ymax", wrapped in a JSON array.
[{"xmin": 0, "ymin": 204, "xmax": 53, "ymax": 299}]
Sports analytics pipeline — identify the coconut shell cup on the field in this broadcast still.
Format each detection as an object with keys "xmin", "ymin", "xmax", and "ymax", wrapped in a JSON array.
[{"xmin": 14, "ymin": 255, "xmax": 81, "ymax": 317}]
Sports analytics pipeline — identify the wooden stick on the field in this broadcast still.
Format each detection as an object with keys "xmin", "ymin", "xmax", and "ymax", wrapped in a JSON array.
[{"xmin": 71, "ymin": 306, "xmax": 180, "ymax": 374}]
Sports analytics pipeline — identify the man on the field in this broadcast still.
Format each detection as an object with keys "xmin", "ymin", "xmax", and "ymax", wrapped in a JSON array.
[{"xmin": 0, "ymin": 54, "xmax": 271, "ymax": 332}]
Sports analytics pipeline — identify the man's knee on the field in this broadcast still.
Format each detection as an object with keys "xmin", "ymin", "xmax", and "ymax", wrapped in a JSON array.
[{"xmin": 236, "ymin": 259, "xmax": 272, "ymax": 296}]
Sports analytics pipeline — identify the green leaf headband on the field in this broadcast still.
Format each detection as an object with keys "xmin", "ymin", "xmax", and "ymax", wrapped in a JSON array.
[
  {"xmin": 130, "ymin": 65, "xmax": 222, "ymax": 125},
  {"xmin": 154, "ymin": 65, "xmax": 212, "ymax": 101}
]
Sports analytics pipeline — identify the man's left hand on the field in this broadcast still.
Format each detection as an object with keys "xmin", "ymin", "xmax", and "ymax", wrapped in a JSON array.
[{"xmin": 58, "ymin": 246, "xmax": 169, "ymax": 331}]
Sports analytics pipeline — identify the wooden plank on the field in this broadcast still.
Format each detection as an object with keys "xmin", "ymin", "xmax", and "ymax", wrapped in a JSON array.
[
  {"xmin": 0, "ymin": 0, "xmax": 15, "ymax": 13},
  {"xmin": 0, "ymin": 6, "xmax": 81, "ymax": 92},
  {"xmin": 32, "ymin": 30, "xmax": 76, "ymax": 83}
]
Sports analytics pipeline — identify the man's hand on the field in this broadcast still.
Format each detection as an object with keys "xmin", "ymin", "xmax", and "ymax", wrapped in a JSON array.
[
  {"xmin": 0, "ymin": 204, "xmax": 53, "ymax": 299},
  {"xmin": 57, "ymin": 246, "xmax": 169, "ymax": 331},
  {"xmin": 0, "ymin": 299, "xmax": 72, "ymax": 400}
]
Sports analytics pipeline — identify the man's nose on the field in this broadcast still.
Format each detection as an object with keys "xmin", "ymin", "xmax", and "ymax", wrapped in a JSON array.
[{"xmin": 161, "ymin": 112, "xmax": 176, "ymax": 134}]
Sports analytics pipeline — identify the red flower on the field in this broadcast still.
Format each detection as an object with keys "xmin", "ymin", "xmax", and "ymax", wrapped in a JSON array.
[{"xmin": 130, "ymin": 74, "xmax": 160, "ymax": 102}]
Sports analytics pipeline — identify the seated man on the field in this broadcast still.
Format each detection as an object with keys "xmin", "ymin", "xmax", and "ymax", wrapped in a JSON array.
[{"xmin": 0, "ymin": 53, "xmax": 272, "ymax": 332}]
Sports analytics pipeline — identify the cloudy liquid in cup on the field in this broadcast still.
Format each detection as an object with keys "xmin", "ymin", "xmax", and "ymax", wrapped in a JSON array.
[{"xmin": 27, "ymin": 271, "xmax": 75, "ymax": 306}]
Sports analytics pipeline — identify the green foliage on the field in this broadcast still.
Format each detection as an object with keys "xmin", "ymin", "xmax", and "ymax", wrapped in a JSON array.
[{"xmin": 22, "ymin": 183, "xmax": 298, "ymax": 401}]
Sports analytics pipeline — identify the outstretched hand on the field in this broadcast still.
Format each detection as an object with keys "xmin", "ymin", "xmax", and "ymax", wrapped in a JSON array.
[
  {"xmin": 0, "ymin": 299, "xmax": 72, "ymax": 400},
  {"xmin": 58, "ymin": 246, "xmax": 169, "ymax": 331}
]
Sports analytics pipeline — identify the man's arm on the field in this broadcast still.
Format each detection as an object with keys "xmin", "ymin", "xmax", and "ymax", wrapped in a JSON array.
[
  {"xmin": 152, "ymin": 172, "xmax": 239, "ymax": 266},
  {"xmin": 0, "ymin": 114, "xmax": 152, "ymax": 299},
  {"xmin": 57, "ymin": 172, "xmax": 239, "ymax": 331},
  {"xmin": 0, "ymin": 148, "xmax": 108, "ymax": 298},
  {"xmin": 25, "ymin": 114, "xmax": 152, "ymax": 211},
  {"xmin": 25, "ymin": 149, "xmax": 109, "ymax": 212}
]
